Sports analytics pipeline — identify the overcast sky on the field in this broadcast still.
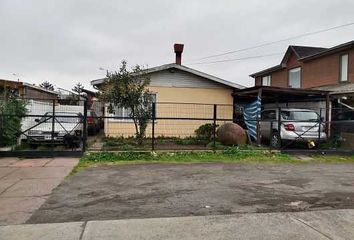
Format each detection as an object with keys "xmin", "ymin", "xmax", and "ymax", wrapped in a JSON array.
[{"xmin": 1, "ymin": 0, "xmax": 354, "ymax": 91}]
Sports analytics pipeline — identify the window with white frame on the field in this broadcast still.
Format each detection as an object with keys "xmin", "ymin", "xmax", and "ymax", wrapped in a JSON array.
[
  {"xmin": 113, "ymin": 106, "xmax": 131, "ymax": 119},
  {"xmin": 288, "ymin": 67, "xmax": 301, "ymax": 88},
  {"xmin": 110, "ymin": 93, "xmax": 157, "ymax": 121},
  {"xmin": 262, "ymin": 75, "xmax": 271, "ymax": 86},
  {"xmin": 340, "ymin": 54, "xmax": 349, "ymax": 82}
]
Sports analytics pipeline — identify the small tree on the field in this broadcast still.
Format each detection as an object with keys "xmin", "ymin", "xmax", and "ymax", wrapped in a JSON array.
[
  {"xmin": 72, "ymin": 83, "xmax": 84, "ymax": 100},
  {"xmin": 39, "ymin": 81, "xmax": 54, "ymax": 91},
  {"xmin": 0, "ymin": 90, "xmax": 27, "ymax": 147},
  {"xmin": 99, "ymin": 61, "xmax": 153, "ymax": 144}
]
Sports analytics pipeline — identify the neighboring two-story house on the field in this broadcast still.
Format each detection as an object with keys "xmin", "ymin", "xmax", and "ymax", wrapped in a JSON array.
[
  {"xmin": 247, "ymin": 41, "xmax": 354, "ymax": 145},
  {"xmin": 249, "ymin": 40, "xmax": 354, "ymax": 116},
  {"xmin": 250, "ymin": 40, "xmax": 354, "ymax": 94}
]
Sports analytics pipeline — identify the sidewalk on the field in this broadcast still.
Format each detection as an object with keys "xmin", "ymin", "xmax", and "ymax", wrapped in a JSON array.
[
  {"xmin": 0, "ymin": 157, "xmax": 79, "ymax": 225},
  {"xmin": 1, "ymin": 209, "xmax": 354, "ymax": 240}
]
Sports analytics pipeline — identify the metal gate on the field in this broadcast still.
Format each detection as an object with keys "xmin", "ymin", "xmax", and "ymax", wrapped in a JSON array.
[{"xmin": 0, "ymin": 98, "xmax": 86, "ymax": 157}]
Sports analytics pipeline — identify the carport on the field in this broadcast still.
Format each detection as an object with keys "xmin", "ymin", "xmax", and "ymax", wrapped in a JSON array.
[{"xmin": 232, "ymin": 86, "xmax": 330, "ymax": 145}]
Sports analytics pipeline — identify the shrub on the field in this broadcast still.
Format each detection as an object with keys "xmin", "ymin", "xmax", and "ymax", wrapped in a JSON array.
[
  {"xmin": 175, "ymin": 137, "xmax": 198, "ymax": 145},
  {"xmin": 195, "ymin": 123, "xmax": 219, "ymax": 142},
  {"xmin": 206, "ymin": 141, "xmax": 228, "ymax": 150},
  {"xmin": 0, "ymin": 96, "xmax": 27, "ymax": 147},
  {"xmin": 103, "ymin": 136, "xmax": 136, "ymax": 147}
]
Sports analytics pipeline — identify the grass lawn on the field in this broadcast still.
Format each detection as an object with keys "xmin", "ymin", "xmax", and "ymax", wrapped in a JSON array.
[{"xmin": 72, "ymin": 147, "xmax": 354, "ymax": 175}]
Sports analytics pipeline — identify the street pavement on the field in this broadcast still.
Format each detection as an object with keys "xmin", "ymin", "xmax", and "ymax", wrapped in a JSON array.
[
  {"xmin": 0, "ymin": 157, "xmax": 79, "ymax": 225},
  {"xmin": 1, "ymin": 209, "xmax": 354, "ymax": 239}
]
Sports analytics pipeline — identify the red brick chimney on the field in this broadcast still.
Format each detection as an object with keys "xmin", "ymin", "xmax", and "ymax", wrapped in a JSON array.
[{"xmin": 174, "ymin": 43, "xmax": 184, "ymax": 65}]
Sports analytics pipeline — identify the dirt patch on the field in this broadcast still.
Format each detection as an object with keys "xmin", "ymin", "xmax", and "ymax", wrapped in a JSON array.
[{"xmin": 27, "ymin": 163, "xmax": 354, "ymax": 223}]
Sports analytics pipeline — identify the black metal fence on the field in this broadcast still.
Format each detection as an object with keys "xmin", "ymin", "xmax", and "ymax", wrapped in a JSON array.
[
  {"xmin": 1, "ymin": 97, "xmax": 354, "ymax": 157},
  {"xmin": 91, "ymin": 102, "xmax": 234, "ymax": 152},
  {"xmin": 0, "ymin": 98, "xmax": 85, "ymax": 157}
]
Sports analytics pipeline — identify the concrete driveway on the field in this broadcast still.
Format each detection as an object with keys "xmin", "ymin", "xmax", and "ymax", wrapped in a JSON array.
[
  {"xmin": 28, "ymin": 162, "xmax": 354, "ymax": 224},
  {"xmin": 0, "ymin": 157, "xmax": 79, "ymax": 225}
]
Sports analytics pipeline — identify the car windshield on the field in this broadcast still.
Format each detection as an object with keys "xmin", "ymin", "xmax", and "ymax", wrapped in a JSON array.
[
  {"xmin": 40, "ymin": 112, "xmax": 81, "ymax": 123},
  {"xmin": 281, "ymin": 111, "xmax": 319, "ymax": 122}
]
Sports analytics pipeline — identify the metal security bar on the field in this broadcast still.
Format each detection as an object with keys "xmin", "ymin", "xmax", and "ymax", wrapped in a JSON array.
[
  {"xmin": 0, "ymin": 97, "xmax": 85, "ymax": 157},
  {"xmin": 1, "ymin": 97, "xmax": 354, "ymax": 156}
]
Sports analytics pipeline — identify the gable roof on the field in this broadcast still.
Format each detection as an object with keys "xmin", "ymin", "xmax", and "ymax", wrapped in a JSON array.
[
  {"xmin": 299, "ymin": 40, "xmax": 354, "ymax": 61},
  {"xmin": 250, "ymin": 40, "xmax": 354, "ymax": 78},
  {"xmin": 91, "ymin": 63, "xmax": 245, "ymax": 89},
  {"xmin": 22, "ymin": 82, "xmax": 59, "ymax": 95},
  {"xmin": 280, "ymin": 45, "xmax": 328, "ymax": 64},
  {"xmin": 290, "ymin": 46, "xmax": 328, "ymax": 58},
  {"xmin": 0, "ymin": 79, "xmax": 58, "ymax": 95}
]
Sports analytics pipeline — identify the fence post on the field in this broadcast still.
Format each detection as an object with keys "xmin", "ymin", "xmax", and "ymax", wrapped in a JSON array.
[
  {"xmin": 151, "ymin": 102, "xmax": 156, "ymax": 152},
  {"xmin": 51, "ymin": 99, "xmax": 55, "ymax": 151},
  {"xmin": 318, "ymin": 108, "xmax": 322, "ymax": 150},
  {"xmin": 213, "ymin": 104, "xmax": 217, "ymax": 152},
  {"xmin": 277, "ymin": 107, "xmax": 281, "ymax": 149},
  {"xmin": 82, "ymin": 100, "xmax": 88, "ymax": 153}
]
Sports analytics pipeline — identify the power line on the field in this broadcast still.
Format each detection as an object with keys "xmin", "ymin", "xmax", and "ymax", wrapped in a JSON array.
[
  {"xmin": 187, "ymin": 21, "xmax": 354, "ymax": 62},
  {"xmin": 189, "ymin": 52, "xmax": 284, "ymax": 65}
]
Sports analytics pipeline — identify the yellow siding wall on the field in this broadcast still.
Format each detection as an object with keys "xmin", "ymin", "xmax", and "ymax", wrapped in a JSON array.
[
  {"xmin": 148, "ymin": 86, "xmax": 233, "ymax": 104},
  {"xmin": 105, "ymin": 86, "xmax": 234, "ymax": 138}
]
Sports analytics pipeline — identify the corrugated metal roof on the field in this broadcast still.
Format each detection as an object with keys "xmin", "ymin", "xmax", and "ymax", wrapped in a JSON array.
[{"xmin": 311, "ymin": 82, "xmax": 354, "ymax": 95}]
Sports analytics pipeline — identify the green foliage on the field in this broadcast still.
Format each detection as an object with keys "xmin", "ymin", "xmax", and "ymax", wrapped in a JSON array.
[
  {"xmin": 103, "ymin": 136, "xmax": 150, "ymax": 149},
  {"xmin": 99, "ymin": 61, "xmax": 153, "ymax": 145},
  {"xmin": 319, "ymin": 136, "xmax": 342, "ymax": 149},
  {"xmin": 39, "ymin": 81, "xmax": 55, "ymax": 91},
  {"xmin": 195, "ymin": 123, "xmax": 219, "ymax": 142},
  {"xmin": 103, "ymin": 136, "xmax": 131, "ymax": 147},
  {"xmin": 0, "ymin": 96, "xmax": 27, "ymax": 147},
  {"xmin": 174, "ymin": 137, "xmax": 199, "ymax": 145},
  {"xmin": 206, "ymin": 141, "xmax": 228, "ymax": 149},
  {"xmin": 72, "ymin": 82, "xmax": 84, "ymax": 96},
  {"xmin": 223, "ymin": 146, "xmax": 259, "ymax": 157},
  {"xmin": 79, "ymin": 150, "xmax": 292, "ymax": 166}
]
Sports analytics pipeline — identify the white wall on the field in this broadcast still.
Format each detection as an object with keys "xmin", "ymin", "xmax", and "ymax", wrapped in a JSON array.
[{"xmin": 20, "ymin": 100, "xmax": 84, "ymax": 139}]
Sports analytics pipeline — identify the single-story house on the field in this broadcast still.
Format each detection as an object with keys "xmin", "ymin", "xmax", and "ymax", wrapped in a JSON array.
[
  {"xmin": 1, "ymin": 79, "xmax": 58, "ymax": 100},
  {"xmin": 91, "ymin": 44, "xmax": 245, "ymax": 138}
]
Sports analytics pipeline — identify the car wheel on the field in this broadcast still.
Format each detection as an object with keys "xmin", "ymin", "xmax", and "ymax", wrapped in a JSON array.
[{"xmin": 270, "ymin": 132, "xmax": 281, "ymax": 149}]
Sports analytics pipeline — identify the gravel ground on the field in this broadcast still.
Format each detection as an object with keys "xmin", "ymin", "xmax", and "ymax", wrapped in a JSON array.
[{"xmin": 27, "ymin": 163, "xmax": 354, "ymax": 223}]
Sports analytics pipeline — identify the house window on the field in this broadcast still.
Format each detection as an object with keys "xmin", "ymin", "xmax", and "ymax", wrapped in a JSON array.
[
  {"xmin": 288, "ymin": 67, "xmax": 301, "ymax": 88},
  {"xmin": 112, "ymin": 106, "xmax": 131, "ymax": 120},
  {"xmin": 262, "ymin": 75, "xmax": 271, "ymax": 86},
  {"xmin": 340, "ymin": 54, "xmax": 349, "ymax": 82},
  {"xmin": 111, "ymin": 93, "xmax": 157, "ymax": 121}
]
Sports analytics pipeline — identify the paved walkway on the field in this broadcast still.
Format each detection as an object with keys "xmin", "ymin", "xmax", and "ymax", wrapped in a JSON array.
[
  {"xmin": 0, "ymin": 157, "xmax": 79, "ymax": 225},
  {"xmin": 1, "ymin": 209, "xmax": 354, "ymax": 239}
]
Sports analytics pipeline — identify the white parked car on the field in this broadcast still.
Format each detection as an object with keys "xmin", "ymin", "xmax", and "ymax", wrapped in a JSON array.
[
  {"xmin": 260, "ymin": 108, "xmax": 327, "ymax": 148},
  {"xmin": 27, "ymin": 112, "xmax": 83, "ymax": 147}
]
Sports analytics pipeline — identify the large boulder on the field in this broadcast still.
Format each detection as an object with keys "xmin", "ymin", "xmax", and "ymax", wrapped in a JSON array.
[{"xmin": 217, "ymin": 123, "xmax": 247, "ymax": 146}]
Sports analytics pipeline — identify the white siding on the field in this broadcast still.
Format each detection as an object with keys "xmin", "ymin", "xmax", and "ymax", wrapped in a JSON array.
[{"xmin": 149, "ymin": 69, "xmax": 227, "ymax": 89}]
